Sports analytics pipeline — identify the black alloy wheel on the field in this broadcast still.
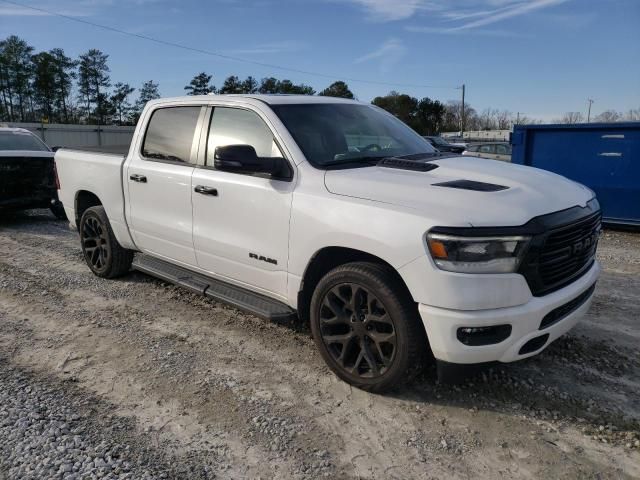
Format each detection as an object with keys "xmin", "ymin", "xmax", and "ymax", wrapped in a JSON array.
[
  {"xmin": 79, "ymin": 206, "xmax": 133, "ymax": 278},
  {"xmin": 82, "ymin": 215, "xmax": 110, "ymax": 272},
  {"xmin": 310, "ymin": 262, "xmax": 426, "ymax": 392},
  {"xmin": 319, "ymin": 283, "xmax": 396, "ymax": 378}
]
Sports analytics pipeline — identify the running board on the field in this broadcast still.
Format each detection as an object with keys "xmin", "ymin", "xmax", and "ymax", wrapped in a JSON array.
[{"xmin": 132, "ymin": 254, "xmax": 297, "ymax": 322}]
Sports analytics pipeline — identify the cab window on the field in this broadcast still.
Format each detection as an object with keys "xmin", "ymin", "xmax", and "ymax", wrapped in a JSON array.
[
  {"xmin": 142, "ymin": 106, "xmax": 201, "ymax": 164},
  {"xmin": 206, "ymin": 107, "xmax": 283, "ymax": 166}
]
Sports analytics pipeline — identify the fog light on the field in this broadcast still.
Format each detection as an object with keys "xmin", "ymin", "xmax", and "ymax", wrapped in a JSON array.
[{"xmin": 456, "ymin": 325, "xmax": 512, "ymax": 346}]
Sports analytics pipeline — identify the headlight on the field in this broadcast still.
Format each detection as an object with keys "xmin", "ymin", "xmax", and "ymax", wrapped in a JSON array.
[{"xmin": 426, "ymin": 233, "xmax": 530, "ymax": 274}]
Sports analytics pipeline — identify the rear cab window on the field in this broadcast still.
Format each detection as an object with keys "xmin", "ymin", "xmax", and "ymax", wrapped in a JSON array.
[{"xmin": 142, "ymin": 106, "xmax": 201, "ymax": 164}]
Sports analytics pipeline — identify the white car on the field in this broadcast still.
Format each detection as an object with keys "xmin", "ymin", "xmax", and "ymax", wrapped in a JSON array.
[
  {"xmin": 55, "ymin": 95, "xmax": 601, "ymax": 392},
  {"xmin": 463, "ymin": 142, "xmax": 512, "ymax": 162}
]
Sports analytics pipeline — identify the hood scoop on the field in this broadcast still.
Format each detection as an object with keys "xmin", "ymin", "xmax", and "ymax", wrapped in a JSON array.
[
  {"xmin": 432, "ymin": 179, "xmax": 509, "ymax": 192},
  {"xmin": 378, "ymin": 158, "xmax": 439, "ymax": 172}
]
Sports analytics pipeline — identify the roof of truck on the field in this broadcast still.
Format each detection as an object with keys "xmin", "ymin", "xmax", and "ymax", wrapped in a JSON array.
[{"xmin": 149, "ymin": 94, "xmax": 361, "ymax": 106}]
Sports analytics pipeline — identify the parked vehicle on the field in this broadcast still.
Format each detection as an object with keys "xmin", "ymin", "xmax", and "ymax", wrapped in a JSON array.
[
  {"xmin": 423, "ymin": 136, "xmax": 465, "ymax": 154},
  {"xmin": 56, "ymin": 95, "xmax": 601, "ymax": 392},
  {"xmin": 0, "ymin": 127, "xmax": 66, "ymax": 219},
  {"xmin": 512, "ymin": 122, "xmax": 640, "ymax": 226},
  {"xmin": 463, "ymin": 142, "xmax": 512, "ymax": 162}
]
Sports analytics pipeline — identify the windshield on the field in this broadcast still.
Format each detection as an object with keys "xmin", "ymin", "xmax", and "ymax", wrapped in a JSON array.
[
  {"xmin": 0, "ymin": 131, "xmax": 50, "ymax": 152},
  {"xmin": 271, "ymin": 103, "xmax": 435, "ymax": 167}
]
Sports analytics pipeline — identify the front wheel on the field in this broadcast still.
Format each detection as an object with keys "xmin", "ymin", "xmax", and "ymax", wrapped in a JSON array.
[
  {"xmin": 79, "ymin": 206, "xmax": 133, "ymax": 278},
  {"xmin": 310, "ymin": 262, "xmax": 426, "ymax": 392}
]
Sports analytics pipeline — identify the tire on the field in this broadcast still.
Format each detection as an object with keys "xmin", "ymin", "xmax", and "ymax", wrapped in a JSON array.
[
  {"xmin": 50, "ymin": 202, "xmax": 67, "ymax": 220},
  {"xmin": 79, "ymin": 206, "xmax": 133, "ymax": 278},
  {"xmin": 310, "ymin": 262, "xmax": 426, "ymax": 393}
]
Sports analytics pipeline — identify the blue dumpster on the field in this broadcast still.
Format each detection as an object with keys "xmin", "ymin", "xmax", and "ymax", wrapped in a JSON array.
[{"xmin": 511, "ymin": 122, "xmax": 640, "ymax": 226}]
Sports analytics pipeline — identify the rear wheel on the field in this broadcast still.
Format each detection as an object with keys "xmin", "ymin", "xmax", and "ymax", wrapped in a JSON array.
[
  {"xmin": 310, "ymin": 262, "xmax": 425, "ymax": 392},
  {"xmin": 79, "ymin": 206, "xmax": 133, "ymax": 278}
]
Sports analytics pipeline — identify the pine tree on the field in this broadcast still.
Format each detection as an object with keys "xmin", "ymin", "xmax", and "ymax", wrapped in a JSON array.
[
  {"xmin": 184, "ymin": 72, "xmax": 214, "ymax": 95},
  {"xmin": 77, "ymin": 49, "xmax": 111, "ymax": 123},
  {"xmin": 110, "ymin": 82, "xmax": 135, "ymax": 125}
]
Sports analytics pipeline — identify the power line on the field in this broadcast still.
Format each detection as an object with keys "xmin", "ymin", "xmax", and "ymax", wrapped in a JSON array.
[{"xmin": 2, "ymin": 0, "xmax": 458, "ymax": 91}]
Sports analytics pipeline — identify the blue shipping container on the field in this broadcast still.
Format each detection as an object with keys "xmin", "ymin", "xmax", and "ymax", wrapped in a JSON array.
[{"xmin": 511, "ymin": 122, "xmax": 640, "ymax": 226}]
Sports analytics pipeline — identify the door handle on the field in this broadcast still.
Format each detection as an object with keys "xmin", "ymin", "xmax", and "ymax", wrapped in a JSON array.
[
  {"xmin": 194, "ymin": 185, "xmax": 218, "ymax": 196},
  {"xmin": 130, "ymin": 174, "xmax": 147, "ymax": 183}
]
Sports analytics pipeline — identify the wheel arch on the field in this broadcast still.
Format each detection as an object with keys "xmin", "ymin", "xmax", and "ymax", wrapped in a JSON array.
[
  {"xmin": 74, "ymin": 190, "xmax": 103, "ymax": 230},
  {"xmin": 297, "ymin": 246, "xmax": 415, "ymax": 323}
]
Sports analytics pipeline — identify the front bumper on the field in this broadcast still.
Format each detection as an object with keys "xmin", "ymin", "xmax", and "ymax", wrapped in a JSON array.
[{"xmin": 418, "ymin": 261, "xmax": 600, "ymax": 364}]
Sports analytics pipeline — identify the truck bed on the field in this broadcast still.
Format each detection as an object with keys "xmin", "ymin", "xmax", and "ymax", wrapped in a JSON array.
[{"xmin": 55, "ymin": 147, "xmax": 134, "ymax": 247}]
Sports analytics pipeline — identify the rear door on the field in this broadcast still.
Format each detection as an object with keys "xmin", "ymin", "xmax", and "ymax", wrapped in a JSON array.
[
  {"xmin": 126, "ymin": 105, "xmax": 206, "ymax": 266},
  {"xmin": 191, "ymin": 105, "xmax": 294, "ymax": 298}
]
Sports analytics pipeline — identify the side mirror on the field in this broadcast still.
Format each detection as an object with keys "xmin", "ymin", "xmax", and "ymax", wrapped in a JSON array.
[{"xmin": 214, "ymin": 144, "xmax": 291, "ymax": 180}]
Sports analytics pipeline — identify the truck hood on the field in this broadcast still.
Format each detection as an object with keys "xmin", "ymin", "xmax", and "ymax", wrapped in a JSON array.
[{"xmin": 324, "ymin": 156, "xmax": 594, "ymax": 227}]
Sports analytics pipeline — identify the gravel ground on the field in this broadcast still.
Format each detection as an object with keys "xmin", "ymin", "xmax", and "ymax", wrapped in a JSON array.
[
  {"xmin": 0, "ymin": 210, "xmax": 638, "ymax": 479},
  {"xmin": 0, "ymin": 358, "xmax": 216, "ymax": 479}
]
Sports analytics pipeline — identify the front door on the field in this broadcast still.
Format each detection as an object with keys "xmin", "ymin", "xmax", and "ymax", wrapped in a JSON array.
[
  {"xmin": 191, "ymin": 106, "xmax": 294, "ymax": 298},
  {"xmin": 127, "ymin": 105, "xmax": 205, "ymax": 266}
]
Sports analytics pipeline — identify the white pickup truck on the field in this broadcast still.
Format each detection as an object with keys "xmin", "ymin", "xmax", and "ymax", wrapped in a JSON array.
[{"xmin": 56, "ymin": 95, "xmax": 601, "ymax": 391}]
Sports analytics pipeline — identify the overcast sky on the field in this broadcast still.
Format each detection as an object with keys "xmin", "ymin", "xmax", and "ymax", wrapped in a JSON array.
[{"xmin": 2, "ymin": 0, "xmax": 639, "ymax": 120}]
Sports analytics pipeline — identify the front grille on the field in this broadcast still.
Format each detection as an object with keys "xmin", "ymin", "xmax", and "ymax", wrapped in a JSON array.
[
  {"xmin": 517, "ymin": 205, "xmax": 601, "ymax": 297},
  {"xmin": 536, "ymin": 212, "xmax": 601, "ymax": 293}
]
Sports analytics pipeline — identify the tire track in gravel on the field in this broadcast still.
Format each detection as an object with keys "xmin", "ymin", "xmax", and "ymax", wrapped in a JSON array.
[{"xmin": 1, "ymin": 210, "xmax": 639, "ymax": 479}]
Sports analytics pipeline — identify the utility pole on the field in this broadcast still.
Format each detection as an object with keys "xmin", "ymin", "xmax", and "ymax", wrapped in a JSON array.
[
  {"xmin": 516, "ymin": 112, "xmax": 520, "ymax": 124},
  {"xmin": 587, "ymin": 98, "xmax": 594, "ymax": 123},
  {"xmin": 460, "ymin": 83, "xmax": 466, "ymax": 136}
]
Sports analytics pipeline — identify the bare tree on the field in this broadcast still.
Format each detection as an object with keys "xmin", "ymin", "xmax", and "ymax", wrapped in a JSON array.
[
  {"xmin": 514, "ymin": 115, "xmax": 540, "ymax": 125},
  {"xmin": 595, "ymin": 110, "xmax": 621, "ymax": 123},
  {"xmin": 444, "ymin": 100, "xmax": 479, "ymax": 131},
  {"xmin": 479, "ymin": 108, "xmax": 499, "ymax": 130},
  {"xmin": 558, "ymin": 112, "xmax": 584, "ymax": 124},
  {"xmin": 624, "ymin": 108, "xmax": 640, "ymax": 121},
  {"xmin": 496, "ymin": 110, "xmax": 513, "ymax": 129}
]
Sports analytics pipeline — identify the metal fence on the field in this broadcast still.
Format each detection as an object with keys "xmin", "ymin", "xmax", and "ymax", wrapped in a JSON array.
[{"xmin": 5, "ymin": 122, "xmax": 135, "ymax": 149}]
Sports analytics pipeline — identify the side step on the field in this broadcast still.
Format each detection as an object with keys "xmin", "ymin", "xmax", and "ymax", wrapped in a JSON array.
[{"xmin": 132, "ymin": 254, "xmax": 297, "ymax": 322}]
